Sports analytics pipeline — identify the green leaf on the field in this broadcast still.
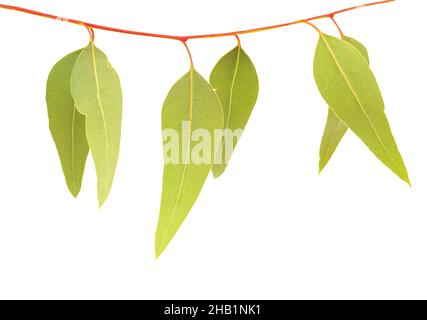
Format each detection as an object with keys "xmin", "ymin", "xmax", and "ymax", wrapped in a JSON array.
[
  {"xmin": 209, "ymin": 45, "xmax": 259, "ymax": 178},
  {"xmin": 319, "ymin": 110, "xmax": 348, "ymax": 173},
  {"xmin": 319, "ymin": 36, "xmax": 370, "ymax": 173},
  {"xmin": 46, "ymin": 50, "xmax": 89, "ymax": 197},
  {"xmin": 344, "ymin": 36, "xmax": 370, "ymax": 64},
  {"xmin": 70, "ymin": 43, "xmax": 123, "ymax": 207},
  {"xmin": 314, "ymin": 33, "xmax": 410, "ymax": 184},
  {"xmin": 156, "ymin": 69, "xmax": 224, "ymax": 258}
]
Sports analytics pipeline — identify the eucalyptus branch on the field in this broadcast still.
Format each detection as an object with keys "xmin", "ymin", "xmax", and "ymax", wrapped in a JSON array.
[
  {"xmin": 0, "ymin": 0, "xmax": 394, "ymax": 42},
  {"xmin": 0, "ymin": 0, "xmax": 407, "ymax": 259}
]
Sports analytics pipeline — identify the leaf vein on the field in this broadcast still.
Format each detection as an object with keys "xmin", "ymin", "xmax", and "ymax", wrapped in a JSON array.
[
  {"xmin": 90, "ymin": 43, "xmax": 110, "ymax": 187},
  {"xmin": 159, "ymin": 69, "xmax": 194, "ymax": 249},
  {"xmin": 71, "ymin": 106, "xmax": 77, "ymax": 192}
]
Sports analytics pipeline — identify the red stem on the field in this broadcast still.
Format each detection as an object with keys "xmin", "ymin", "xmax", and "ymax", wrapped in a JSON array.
[
  {"xmin": 304, "ymin": 20, "xmax": 322, "ymax": 34},
  {"xmin": 0, "ymin": 1, "xmax": 394, "ymax": 42},
  {"xmin": 330, "ymin": 16, "xmax": 345, "ymax": 39},
  {"xmin": 183, "ymin": 41, "xmax": 194, "ymax": 69}
]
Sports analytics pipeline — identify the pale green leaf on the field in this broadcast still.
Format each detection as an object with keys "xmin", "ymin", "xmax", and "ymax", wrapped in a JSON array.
[
  {"xmin": 46, "ymin": 49, "xmax": 89, "ymax": 197},
  {"xmin": 319, "ymin": 111, "xmax": 348, "ymax": 173},
  {"xmin": 70, "ymin": 43, "xmax": 123, "ymax": 207},
  {"xmin": 156, "ymin": 69, "xmax": 224, "ymax": 258},
  {"xmin": 209, "ymin": 45, "xmax": 259, "ymax": 178},
  {"xmin": 319, "ymin": 36, "xmax": 370, "ymax": 173},
  {"xmin": 314, "ymin": 33, "xmax": 410, "ymax": 184},
  {"xmin": 344, "ymin": 36, "xmax": 370, "ymax": 65}
]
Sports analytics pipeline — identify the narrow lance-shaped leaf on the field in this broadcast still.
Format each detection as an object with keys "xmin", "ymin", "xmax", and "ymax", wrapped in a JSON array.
[
  {"xmin": 319, "ymin": 36, "xmax": 370, "ymax": 173},
  {"xmin": 70, "ymin": 43, "xmax": 123, "ymax": 207},
  {"xmin": 210, "ymin": 45, "xmax": 259, "ymax": 178},
  {"xmin": 314, "ymin": 33, "xmax": 410, "ymax": 184},
  {"xmin": 46, "ymin": 49, "xmax": 89, "ymax": 197},
  {"xmin": 156, "ymin": 69, "xmax": 224, "ymax": 258}
]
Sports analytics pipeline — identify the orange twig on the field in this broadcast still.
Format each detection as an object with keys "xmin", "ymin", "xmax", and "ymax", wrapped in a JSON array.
[
  {"xmin": 0, "ymin": 1, "xmax": 394, "ymax": 42},
  {"xmin": 330, "ymin": 16, "xmax": 345, "ymax": 39},
  {"xmin": 182, "ymin": 41, "xmax": 194, "ymax": 69}
]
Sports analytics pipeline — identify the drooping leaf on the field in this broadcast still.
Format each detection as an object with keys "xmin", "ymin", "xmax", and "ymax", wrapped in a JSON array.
[
  {"xmin": 70, "ymin": 43, "xmax": 123, "ymax": 207},
  {"xmin": 319, "ymin": 110, "xmax": 348, "ymax": 173},
  {"xmin": 156, "ymin": 69, "xmax": 224, "ymax": 258},
  {"xmin": 209, "ymin": 45, "xmax": 259, "ymax": 178},
  {"xmin": 46, "ymin": 49, "xmax": 89, "ymax": 197},
  {"xmin": 319, "ymin": 36, "xmax": 370, "ymax": 173},
  {"xmin": 314, "ymin": 33, "xmax": 410, "ymax": 184}
]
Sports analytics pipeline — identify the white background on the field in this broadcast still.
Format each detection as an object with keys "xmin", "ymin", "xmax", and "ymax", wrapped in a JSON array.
[{"xmin": 0, "ymin": 0, "xmax": 425, "ymax": 299}]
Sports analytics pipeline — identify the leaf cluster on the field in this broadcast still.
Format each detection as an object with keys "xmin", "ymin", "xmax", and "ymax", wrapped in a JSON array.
[{"xmin": 46, "ymin": 32, "xmax": 408, "ymax": 257}]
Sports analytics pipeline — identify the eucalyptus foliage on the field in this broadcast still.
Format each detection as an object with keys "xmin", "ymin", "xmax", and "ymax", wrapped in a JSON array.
[
  {"xmin": 314, "ymin": 33, "xmax": 409, "ymax": 184},
  {"xmin": 44, "ymin": 31, "xmax": 408, "ymax": 257}
]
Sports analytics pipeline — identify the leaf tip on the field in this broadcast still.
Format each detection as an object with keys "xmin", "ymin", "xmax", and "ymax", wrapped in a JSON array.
[
  {"xmin": 97, "ymin": 186, "xmax": 113, "ymax": 209},
  {"xmin": 98, "ymin": 197, "xmax": 107, "ymax": 209},
  {"xmin": 212, "ymin": 164, "xmax": 226, "ymax": 179},
  {"xmin": 155, "ymin": 240, "xmax": 167, "ymax": 260},
  {"xmin": 404, "ymin": 176, "xmax": 412, "ymax": 187},
  {"xmin": 155, "ymin": 251, "xmax": 162, "ymax": 261},
  {"xmin": 318, "ymin": 162, "xmax": 326, "ymax": 176},
  {"xmin": 68, "ymin": 183, "xmax": 81, "ymax": 199},
  {"xmin": 397, "ymin": 167, "xmax": 411, "ymax": 187},
  {"xmin": 212, "ymin": 170, "xmax": 222, "ymax": 179}
]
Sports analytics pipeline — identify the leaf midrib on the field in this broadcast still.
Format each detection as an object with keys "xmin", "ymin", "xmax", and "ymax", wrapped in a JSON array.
[
  {"xmin": 215, "ymin": 45, "xmax": 241, "ymax": 170},
  {"xmin": 322, "ymin": 115, "xmax": 346, "ymax": 162},
  {"xmin": 71, "ymin": 106, "xmax": 77, "ymax": 193},
  {"xmin": 90, "ymin": 43, "xmax": 110, "ymax": 189},
  {"xmin": 320, "ymin": 34, "xmax": 403, "ymax": 177},
  {"xmin": 226, "ymin": 45, "xmax": 241, "ymax": 130},
  {"xmin": 159, "ymin": 69, "xmax": 194, "ymax": 249}
]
